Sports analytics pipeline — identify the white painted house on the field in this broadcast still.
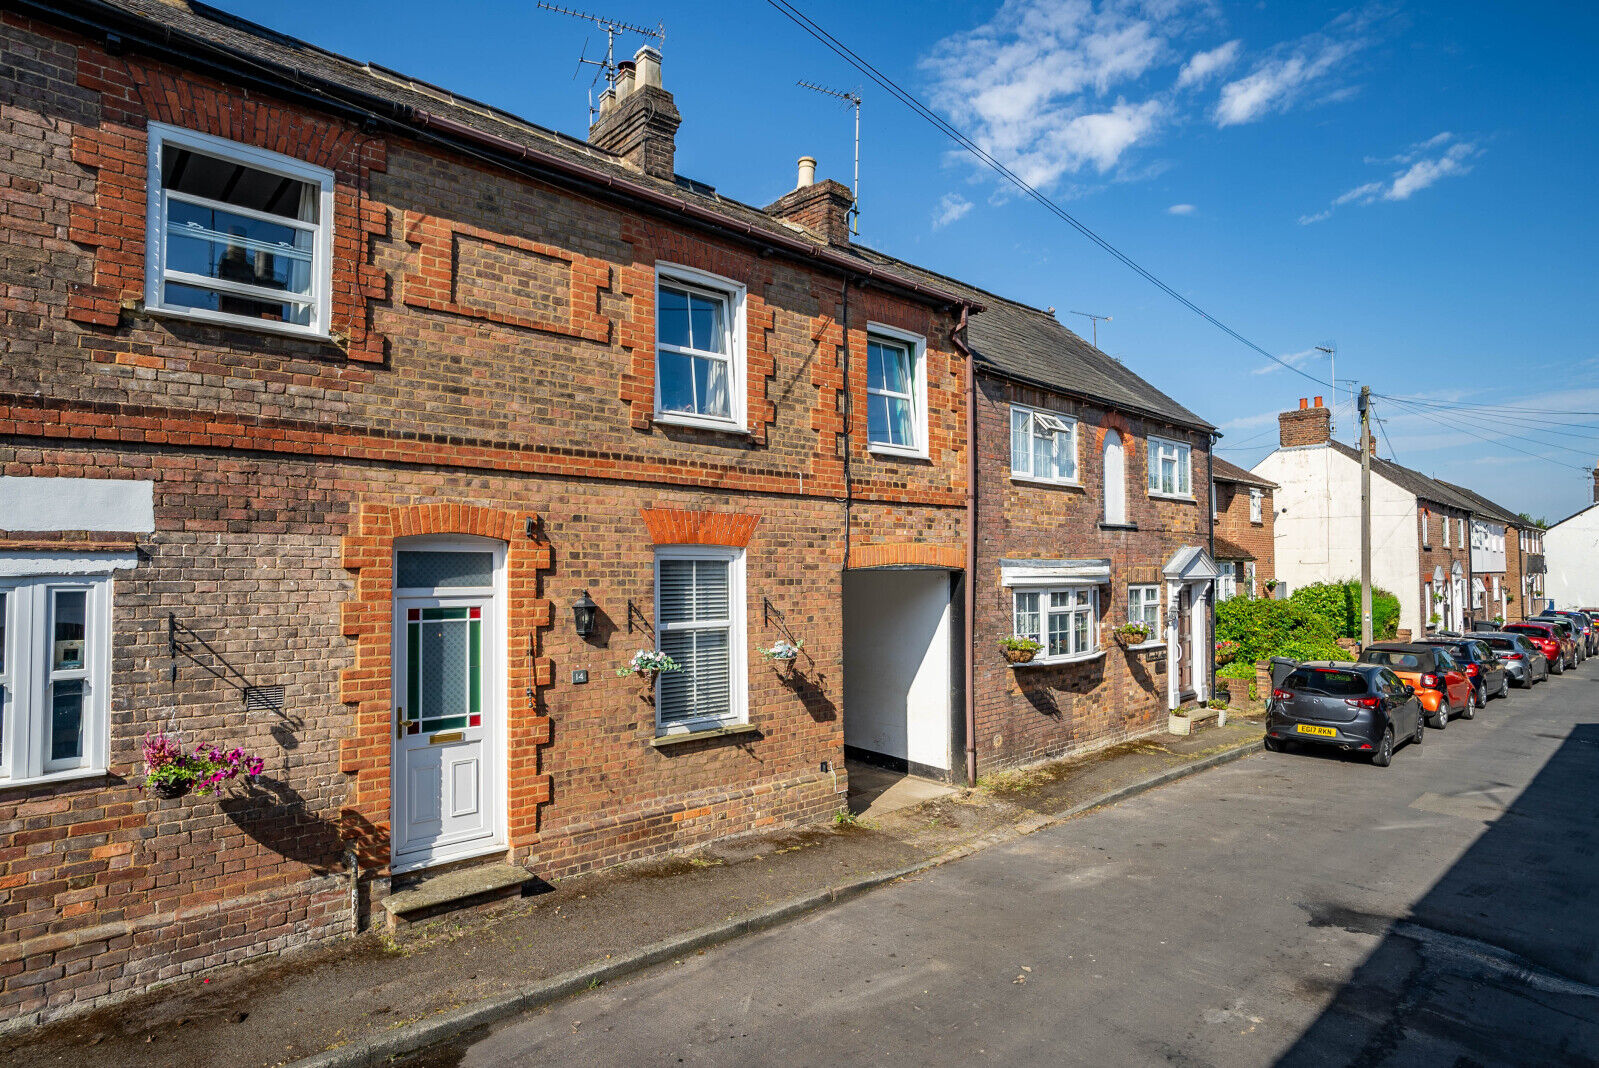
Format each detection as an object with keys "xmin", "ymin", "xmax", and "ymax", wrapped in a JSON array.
[{"xmin": 1545, "ymin": 469, "xmax": 1599, "ymax": 609}]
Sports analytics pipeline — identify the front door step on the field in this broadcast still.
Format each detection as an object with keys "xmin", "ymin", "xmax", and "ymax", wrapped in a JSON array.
[{"xmin": 382, "ymin": 861, "xmax": 535, "ymax": 931}]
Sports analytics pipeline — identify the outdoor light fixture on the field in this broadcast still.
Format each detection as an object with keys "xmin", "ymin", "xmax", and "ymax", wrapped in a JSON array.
[{"xmin": 572, "ymin": 591, "xmax": 598, "ymax": 638}]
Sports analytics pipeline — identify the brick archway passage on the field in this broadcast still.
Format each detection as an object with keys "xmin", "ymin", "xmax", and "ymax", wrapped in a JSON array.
[{"xmin": 337, "ymin": 503, "xmax": 553, "ymax": 870}]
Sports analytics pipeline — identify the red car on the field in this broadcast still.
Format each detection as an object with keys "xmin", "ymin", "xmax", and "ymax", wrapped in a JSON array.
[{"xmin": 1503, "ymin": 622, "xmax": 1568, "ymax": 674}]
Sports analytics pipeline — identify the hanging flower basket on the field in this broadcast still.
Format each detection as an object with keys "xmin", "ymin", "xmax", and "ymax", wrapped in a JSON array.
[
  {"xmin": 618, "ymin": 649, "xmax": 681, "ymax": 686},
  {"xmin": 1113, "ymin": 623, "xmax": 1152, "ymax": 649},
  {"xmin": 1214, "ymin": 639, "xmax": 1240, "ymax": 666},
  {"xmin": 762, "ymin": 639, "xmax": 804, "ymax": 672},
  {"xmin": 142, "ymin": 731, "xmax": 264, "ymax": 799},
  {"xmin": 1000, "ymin": 637, "xmax": 1041, "ymax": 664}
]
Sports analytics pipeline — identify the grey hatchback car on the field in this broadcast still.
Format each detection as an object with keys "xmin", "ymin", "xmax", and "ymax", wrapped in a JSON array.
[
  {"xmin": 1265, "ymin": 661, "xmax": 1425, "ymax": 767},
  {"xmin": 1475, "ymin": 631, "xmax": 1549, "ymax": 687}
]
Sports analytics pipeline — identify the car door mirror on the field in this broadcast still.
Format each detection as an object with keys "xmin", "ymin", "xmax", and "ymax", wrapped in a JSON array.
[{"xmin": 1403, "ymin": 685, "xmax": 1415, "ymax": 699}]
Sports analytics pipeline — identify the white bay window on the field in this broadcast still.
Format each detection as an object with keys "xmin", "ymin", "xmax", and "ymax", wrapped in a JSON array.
[{"xmin": 1013, "ymin": 585, "xmax": 1098, "ymax": 661}]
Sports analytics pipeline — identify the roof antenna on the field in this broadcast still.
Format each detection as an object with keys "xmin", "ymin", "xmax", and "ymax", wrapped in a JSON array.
[
  {"xmin": 538, "ymin": 3, "xmax": 665, "ymax": 124},
  {"xmin": 797, "ymin": 80, "xmax": 862, "ymax": 237}
]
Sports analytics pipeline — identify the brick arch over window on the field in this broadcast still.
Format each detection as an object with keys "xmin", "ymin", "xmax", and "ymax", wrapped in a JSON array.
[
  {"xmin": 641, "ymin": 507, "xmax": 761, "ymax": 547},
  {"xmin": 1089, "ymin": 411, "xmax": 1135, "ymax": 452},
  {"xmin": 338, "ymin": 503, "xmax": 553, "ymax": 869}
]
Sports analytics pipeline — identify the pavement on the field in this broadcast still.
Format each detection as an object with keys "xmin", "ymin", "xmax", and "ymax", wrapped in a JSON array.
[
  {"xmin": 0, "ymin": 718, "xmax": 1264, "ymax": 1068},
  {"xmin": 389, "ymin": 662, "xmax": 1599, "ymax": 1067}
]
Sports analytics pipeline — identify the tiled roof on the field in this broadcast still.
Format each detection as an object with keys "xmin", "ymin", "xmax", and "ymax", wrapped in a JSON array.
[
  {"xmin": 1212, "ymin": 534, "xmax": 1255, "ymax": 561},
  {"xmin": 1212, "ymin": 455, "xmax": 1276, "ymax": 489},
  {"xmin": 1433, "ymin": 479, "xmax": 1525, "ymax": 527}
]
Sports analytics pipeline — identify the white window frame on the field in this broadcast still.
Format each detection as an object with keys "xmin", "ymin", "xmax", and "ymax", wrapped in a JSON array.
[
  {"xmin": 1245, "ymin": 561, "xmax": 1258, "ymax": 598},
  {"xmin": 0, "ymin": 575, "xmax": 113, "ymax": 787},
  {"xmin": 864, "ymin": 322, "xmax": 929, "ymax": 459},
  {"xmin": 1457, "ymin": 517, "xmax": 1466, "ymax": 549},
  {"xmin": 1146, "ymin": 436, "xmax": 1193, "ymax": 500},
  {"xmin": 1217, "ymin": 566, "xmax": 1238, "ymax": 601},
  {"xmin": 1250, "ymin": 488, "xmax": 1263, "ymax": 524},
  {"xmin": 1128, "ymin": 584, "xmax": 1162, "ymax": 640},
  {"xmin": 1012, "ymin": 584, "xmax": 1099, "ymax": 664},
  {"xmin": 653, "ymin": 546, "xmax": 747, "ymax": 735},
  {"xmin": 1009, "ymin": 403, "xmax": 1079, "ymax": 484},
  {"xmin": 653, "ymin": 262, "xmax": 748, "ymax": 433},
  {"xmin": 144, "ymin": 123, "xmax": 334, "ymax": 339}
]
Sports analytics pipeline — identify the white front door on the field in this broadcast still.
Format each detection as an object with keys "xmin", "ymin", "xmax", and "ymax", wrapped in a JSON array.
[{"xmin": 391, "ymin": 544, "xmax": 503, "ymax": 872}]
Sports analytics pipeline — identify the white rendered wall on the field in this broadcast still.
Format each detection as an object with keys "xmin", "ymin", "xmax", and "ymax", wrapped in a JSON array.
[
  {"xmin": 842, "ymin": 570, "xmax": 953, "ymax": 772},
  {"xmin": 1471, "ymin": 520, "xmax": 1506, "ymax": 574},
  {"xmin": 1546, "ymin": 507, "xmax": 1599, "ymax": 608},
  {"xmin": 1254, "ymin": 446, "xmax": 1424, "ymax": 634},
  {"xmin": 0, "ymin": 477, "xmax": 154, "ymax": 532}
]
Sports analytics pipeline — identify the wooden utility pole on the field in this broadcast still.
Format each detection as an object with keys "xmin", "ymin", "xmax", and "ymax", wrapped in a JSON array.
[{"xmin": 1359, "ymin": 386, "xmax": 1373, "ymax": 646}]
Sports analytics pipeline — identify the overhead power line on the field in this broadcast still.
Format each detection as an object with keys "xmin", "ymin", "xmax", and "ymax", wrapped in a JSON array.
[{"xmin": 1382, "ymin": 397, "xmax": 1592, "ymax": 473}]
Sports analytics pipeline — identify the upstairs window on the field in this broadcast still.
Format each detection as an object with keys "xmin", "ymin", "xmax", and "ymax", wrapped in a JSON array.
[
  {"xmin": 655, "ymin": 264, "xmax": 746, "ymax": 430},
  {"xmin": 865, "ymin": 325, "xmax": 928, "ymax": 457},
  {"xmin": 1147, "ymin": 436, "xmax": 1192, "ymax": 498},
  {"xmin": 1250, "ymin": 488, "xmax": 1264, "ymax": 524},
  {"xmin": 1421, "ymin": 509, "xmax": 1432, "ymax": 547},
  {"xmin": 146, "ymin": 123, "xmax": 333, "ymax": 336},
  {"xmin": 0, "ymin": 577, "xmax": 112, "ymax": 785},
  {"xmin": 1010, "ymin": 405, "xmax": 1078, "ymax": 483}
]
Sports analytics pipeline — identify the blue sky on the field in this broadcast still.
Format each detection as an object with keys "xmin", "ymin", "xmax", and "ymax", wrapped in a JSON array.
[{"xmin": 227, "ymin": 0, "xmax": 1599, "ymax": 522}]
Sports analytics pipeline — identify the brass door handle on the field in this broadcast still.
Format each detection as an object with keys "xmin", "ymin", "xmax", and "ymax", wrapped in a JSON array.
[{"xmin": 395, "ymin": 707, "xmax": 405, "ymax": 738}]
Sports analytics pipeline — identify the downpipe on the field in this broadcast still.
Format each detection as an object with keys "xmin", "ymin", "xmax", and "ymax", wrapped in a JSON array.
[{"xmin": 953, "ymin": 304, "xmax": 979, "ymax": 788}]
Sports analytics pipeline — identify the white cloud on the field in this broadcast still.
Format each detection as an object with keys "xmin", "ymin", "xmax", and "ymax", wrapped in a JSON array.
[
  {"xmin": 1213, "ymin": 10, "xmax": 1378, "ymax": 127},
  {"xmin": 1300, "ymin": 134, "xmax": 1478, "ymax": 223},
  {"xmin": 932, "ymin": 193, "xmax": 974, "ymax": 229},
  {"xmin": 1176, "ymin": 39, "xmax": 1240, "ymax": 88},
  {"xmin": 1167, "ymin": 202, "xmax": 1196, "ymax": 215}
]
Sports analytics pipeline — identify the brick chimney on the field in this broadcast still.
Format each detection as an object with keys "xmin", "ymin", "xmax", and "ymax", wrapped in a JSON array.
[
  {"xmin": 765, "ymin": 156, "xmax": 854, "ymax": 246},
  {"xmin": 589, "ymin": 46, "xmax": 680, "ymax": 181},
  {"xmin": 1279, "ymin": 396, "xmax": 1332, "ymax": 448}
]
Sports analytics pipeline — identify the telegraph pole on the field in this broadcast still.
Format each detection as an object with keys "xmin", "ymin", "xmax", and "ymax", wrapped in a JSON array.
[{"xmin": 1359, "ymin": 386, "xmax": 1373, "ymax": 646}]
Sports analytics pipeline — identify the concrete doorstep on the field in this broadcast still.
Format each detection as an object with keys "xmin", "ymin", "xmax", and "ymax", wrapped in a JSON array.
[{"xmin": 0, "ymin": 720, "xmax": 1264, "ymax": 1068}]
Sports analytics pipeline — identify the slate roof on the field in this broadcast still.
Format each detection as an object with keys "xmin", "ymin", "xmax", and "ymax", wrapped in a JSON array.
[
  {"xmin": 1326, "ymin": 440, "xmax": 1481, "ymax": 514},
  {"xmin": 1433, "ymin": 480, "xmax": 1524, "ymax": 527},
  {"xmin": 848, "ymin": 249, "xmax": 1215, "ymax": 433},
  {"xmin": 1212, "ymin": 534, "xmax": 1256, "ymax": 561},
  {"xmin": 1211, "ymin": 455, "xmax": 1276, "ymax": 489}
]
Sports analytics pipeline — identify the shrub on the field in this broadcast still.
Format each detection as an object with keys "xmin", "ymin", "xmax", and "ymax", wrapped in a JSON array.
[
  {"xmin": 1216, "ymin": 660, "xmax": 1255, "ymax": 680},
  {"xmin": 1289, "ymin": 581, "xmax": 1399, "ymax": 641},
  {"xmin": 1215, "ymin": 596, "xmax": 1340, "ymax": 665}
]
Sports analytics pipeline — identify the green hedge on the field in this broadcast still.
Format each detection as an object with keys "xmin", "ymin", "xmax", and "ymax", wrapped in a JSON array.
[
  {"xmin": 1289, "ymin": 581, "xmax": 1400, "ymax": 640},
  {"xmin": 1214, "ymin": 596, "xmax": 1350, "ymax": 665}
]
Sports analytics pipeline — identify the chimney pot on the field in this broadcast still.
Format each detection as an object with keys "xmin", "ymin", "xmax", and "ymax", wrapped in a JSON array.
[
  {"xmin": 1280, "ymin": 399, "xmax": 1333, "ymax": 448},
  {"xmin": 1313, "ymin": 395, "xmax": 1323, "ymax": 407},
  {"xmin": 796, "ymin": 156, "xmax": 816, "ymax": 188},
  {"xmin": 587, "ymin": 49, "xmax": 680, "ymax": 180},
  {"xmin": 1299, "ymin": 397, "xmax": 1309, "ymax": 410},
  {"xmin": 634, "ymin": 45, "xmax": 663, "ymax": 89},
  {"xmin": 614, "ymin": 60, "xmax": 636, "ymax": 98}
]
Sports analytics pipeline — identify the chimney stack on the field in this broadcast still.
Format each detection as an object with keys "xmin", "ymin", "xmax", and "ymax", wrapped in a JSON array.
[
  {"xmin": 765, "ymin": 155, "xmax": 854, "ymax": 245},
  {"xmin": 1279, "ymin": 396, "xmax": 1332, "ymax": 448},
  {"xmin": 588, "ymin": 46, "xmax": 680, "ymax": 181}
]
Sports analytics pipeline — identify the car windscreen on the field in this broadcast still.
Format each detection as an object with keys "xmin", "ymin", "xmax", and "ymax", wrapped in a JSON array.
[
  {"xmin": 1283, "ymin": 668, "xmax": 1369, "ymax": 696},
  {"xmin": 1359, "ymin": 650, "xmax": 1425, "ymax": 670},
  {"xmin": 1482, "ymin": 637, "xmax": 1517, "ymax": 652}
]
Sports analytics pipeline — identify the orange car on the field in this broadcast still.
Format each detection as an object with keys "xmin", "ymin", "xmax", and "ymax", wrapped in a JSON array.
[{"xmin": 1356, "ymin": 642, "xmax": 1476, "ymax": 728}]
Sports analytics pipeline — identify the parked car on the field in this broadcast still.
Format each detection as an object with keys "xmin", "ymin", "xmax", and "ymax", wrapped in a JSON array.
[
  {"xmin": 1417, "ymin": 637, "xmax": 1509, "ymax": 703},
  {"xmin": 1475, "ymin": 631, "xmax": 1549, "ymax": 688},
  {"xmin": 1501, "ymin": 621, "xmax": 1573, "ymax": 673},
  {"xmin": 1540, "ymin": 610, "xmax": 1597, "ymax": 656},
  {"xmin": 1357, "ymin": 643, "xmax": 1475, "ymax": 727},
  {"xmin": 1265, "ymin": 662, "xmax": 1424, "ymax": 766},
  {"xmin": 1534, "ymin": 615, "xmax": 1587, "ymax": 663}
]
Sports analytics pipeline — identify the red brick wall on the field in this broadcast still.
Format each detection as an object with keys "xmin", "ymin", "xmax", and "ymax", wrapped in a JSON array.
[
  {"xmin": 0, "ymin": 12, "xmax": 966, "ymax": 1023},
  {"xmin": 1213, "ymin": 480, "xmax": 1275, "ymax": 595},
  {"xmin": 972, "ymin": 375, "xmax": 1211, "ymax": 773},
  {"xmin": 1416, "ymin": 503, "xmax": 1473, "ymax": 630}
]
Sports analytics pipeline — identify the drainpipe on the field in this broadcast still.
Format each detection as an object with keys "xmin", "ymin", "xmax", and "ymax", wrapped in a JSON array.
[
  {"xmin": 840, "ymin": 278, "xmax": 852, "ymax": 569},
  {"xmin": 952, "ymin": 305, "xmax": 979, "ymax": 787},
  {"xmin": 1207, "ymin": 435, "xmax": 1217, "ymax": 702}
]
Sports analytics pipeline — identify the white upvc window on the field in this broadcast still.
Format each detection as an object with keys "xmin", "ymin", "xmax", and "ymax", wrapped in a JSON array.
[
  {"xmin": 1146, "ymin": 436, "xmax": 1192, "ymax": 498},
  {"xmin": 1217, "ymin": 565, "xmax": 1238, "ymax": 601},
  {"xmin": 1013, "ymin": 586, "xmax": 1098, "ymax": 661},
  {"xmin": 654, "ymin": 547, "xmax": 746, "ymax": 734},
  {"xmin": 1457, "ymin": 517, "xmax": 1466, "ymax": 549},
  {"xmin": 865, "ymin": 324, "xmax": 929, "ymax": 457},
  {"xmin": 0, "ymin": 577, "xmax": 112, "ymax": 785},
  {"xmin": 1250, "ymin": 488, "xmax": 1263, "ymax": 523},
  {"xmin": 1245, "ymin": 561, "xmax": 1258, "ymax": 598},
  {"xmin": 1128, "ymin": 584, "xmax": 1161, "ymax": 633},
  {"xmin": 145, "ymin": 123, "xmax": 333, "ymax": 338},
  {"xmin": 1009, "ymin": 404, "xmax": 1078, "ymax": 483},
  {"xmin": 655, "ymin": 263, "xmax": 747, "ymax": 431}
]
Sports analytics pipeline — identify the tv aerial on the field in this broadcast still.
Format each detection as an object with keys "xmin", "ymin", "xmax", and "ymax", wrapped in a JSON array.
[
  {"xmin": 797, "ymin": 80, "xmax": 861, "ymax": 236},
  {"xmin": 538, "ymin": 3, "xmax": 665, "ymax": 123}
]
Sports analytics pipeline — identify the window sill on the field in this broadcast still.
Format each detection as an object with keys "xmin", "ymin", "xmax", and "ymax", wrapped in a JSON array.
[
  {"xmin": 1148, "ymin": 492, "xmax": 1196, "ymax": 503},
  {"xmin": 650, "ymin": 723, "xmax": 759, "ymax": 747},
  {"xmin": 0, "ymin": 767, "xmax": 110, "ymax": 793},
  {"xmin": 1010, "ymin": 475, "xmax": 1082, "ymax": 489},
  {"xmin": 867, "ymin": 443, "xmax": 929, "ymax": 462},
  {"xmin": 1012, "ymin": 649, "xmax": 1106, "ymax": 669},
  {"xmin": 144, "ymin": 304, "xmax": 332, "ymax": 343},
  {"xmin": 1097, "ymin": 522, "xmax": 1138, "ymax": 532},
  {"xmin": 1125, "ymin": 640, "xmax": 1166, "ymax": 651},
  {"xmin": 652, "ymin": 412, "xmax": 751, "ymax": 435}
]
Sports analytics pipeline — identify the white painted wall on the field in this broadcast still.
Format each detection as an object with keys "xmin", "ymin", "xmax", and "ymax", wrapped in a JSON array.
[
  {"xmin": 1546, "ymin": 506, "xmax": 1599, "ymax": 608},
  {"xmin": 1470, "ymin": 520, "xmax": 1506, "ymax": 573},
  {"xmin": 1253, "ymin": 446, "xmax": 1424, "ymax": 634},
  {"xmin": 842, "ymin": 570, "xmax": 952, "ymax": 772},
  {"xmin": 0, "ymin": 477, "xmax": 155, "ymax": 532}
]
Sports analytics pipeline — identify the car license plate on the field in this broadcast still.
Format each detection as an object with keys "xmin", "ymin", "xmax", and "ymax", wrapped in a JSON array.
[{"xmin": 1296, "ymin": 724, "xmax": 1337, "ymax": 737}]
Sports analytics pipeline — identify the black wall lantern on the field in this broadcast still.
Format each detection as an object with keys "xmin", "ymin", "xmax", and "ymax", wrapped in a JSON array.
[{"xmin": 572, "ymin": 591, "xmax": 598, "ymax": 639}]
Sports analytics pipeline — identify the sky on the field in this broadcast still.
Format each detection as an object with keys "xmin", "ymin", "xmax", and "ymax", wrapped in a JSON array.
[{"xmin": 224, "ymin": 0, "xmax": 1599, "ymax": 523}]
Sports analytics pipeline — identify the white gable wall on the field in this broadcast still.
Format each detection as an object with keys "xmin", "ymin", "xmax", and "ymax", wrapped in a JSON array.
[
  {"xmin": 1254, "ymin": 445, "xmax": 1425, "ymax": 635},
  {"xmin": 1546, "ymin": 506, "xmax": 1599, "ymax": 608}
]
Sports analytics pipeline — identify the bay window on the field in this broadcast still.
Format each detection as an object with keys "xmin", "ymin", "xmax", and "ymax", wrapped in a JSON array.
[
  {"xmin": 1013, "ymin": 585, "xmax": 1098, "ymax": 661},
  {"xmin": 1010, "ymin": 405, "xmax": 1078, "ymax": 483},
  {"xmin": 1147, "ymin": 436, "xmax": 1192, "ymax": 498}
]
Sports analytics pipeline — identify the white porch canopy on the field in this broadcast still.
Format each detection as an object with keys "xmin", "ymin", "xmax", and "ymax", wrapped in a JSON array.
[{"xmin": 1162, "ymin": 545, "xmax": 1220, "ymax": 582}]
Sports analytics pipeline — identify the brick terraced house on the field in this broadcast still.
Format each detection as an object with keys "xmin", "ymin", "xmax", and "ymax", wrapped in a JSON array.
[
  {"xmin": 0, "ymin": 1, "xmax": 983, "ymax": 1022},
  {"xmin": 1210, "ymin": 456, "xmax": 1276, "ymax": 601}
]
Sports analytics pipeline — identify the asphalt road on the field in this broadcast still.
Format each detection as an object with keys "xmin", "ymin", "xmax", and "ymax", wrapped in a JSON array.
[{"xmin": 410, "ymin": 661, "xmax": 1599, "ymax": 1067}]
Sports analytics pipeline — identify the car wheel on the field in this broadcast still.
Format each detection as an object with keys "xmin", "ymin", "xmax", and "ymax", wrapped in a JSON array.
[
  {"xmin": 1371, "ymin": 727, "xmax": 1393, "ymax": 767},
  {"xmin": 1264, "ymin": 735, "xmax": 1283, "ymax": 753},
  {"xmin": 1429, "ymin": 701, "xmax": 1449, "ymax": 729},
  {"xmin": 1462, "ymin": 690, "xmax": 1477, "ymax": 720},
  {"xmin": 1553, "ymin": 657, "xmax": 1564, "ymax": 675},
  {"xmin": 1475, "ymin": 681, "xmax": 1488, "ymax": 707},
  {"xmin": 1412, "ymin": 713, "xmax": 1425, "ymax": 747},
  {"xmin": 1498, "ymin": 674, "xmax": 1510, "ymax": 699}
]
